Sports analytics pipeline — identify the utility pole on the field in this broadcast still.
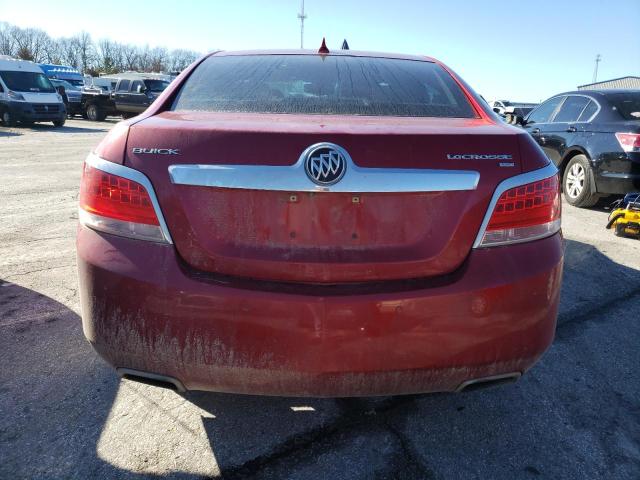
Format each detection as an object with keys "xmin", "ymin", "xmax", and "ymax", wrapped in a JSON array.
[
  {"xmin": 592, "ymin": 54, "xmax": 601, "ymax": 84},
  {"xmin": 297, "ymin": 0, "xmax": 307, "ymax": 49}
]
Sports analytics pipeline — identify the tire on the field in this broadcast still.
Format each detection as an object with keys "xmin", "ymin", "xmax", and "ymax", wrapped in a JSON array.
[
  {"xmin": 86, "ymin": 103, "xmax": 105, "ymax": 122},
  {"xmin": 53, "ymin": 118, "xmax": 66, "ymax": 127},
  {"xmin": 562, "ymin": 155, "xmax": 600, "ymax": 207},
  {"xmin": 1, "ymin": 109, "xmax": 16, "ymax": 127}
]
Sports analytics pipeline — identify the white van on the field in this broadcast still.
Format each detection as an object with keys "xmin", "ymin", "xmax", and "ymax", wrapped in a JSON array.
[{"xmin": 0, "ymin": 56, "xmax": 67, "ymax": 127}]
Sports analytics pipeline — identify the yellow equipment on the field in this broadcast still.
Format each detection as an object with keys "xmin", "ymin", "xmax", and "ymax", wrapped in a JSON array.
[{"xmin": 606, "ymin": 193, "xmax": 640, "ymax": 239}]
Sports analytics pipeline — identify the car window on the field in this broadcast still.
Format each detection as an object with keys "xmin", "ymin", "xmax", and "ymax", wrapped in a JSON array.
[
  {"xmin": 117, "ymin": 80, "xmax": 130, "ymax": 92},
  {"xmin": 131, "ymin": 80, "xmax": 143, "ymax": 92},
  {"xmin": 172, "ymin": 54, "xmax": 477, "ymax": 118},
  {"xmin": 0, "ymin": 82, "xmax": 3, "ymax": 93},
  {"xmin": 143, "ymin": 79, "xmax": 169, "ymax": 92},
  {"xmin": 577, "ymin": 100, "xmax": 598, "ymax": 122},
  {"xmin": 605, "ymin": 92, "xmax": 640, "ymax": 120},
  {"xmin": 527, "ymin": 96, "xmax": 563, "ymax": 124},
  {"xmin": 553, "ymin": 96, "xmax": 590, "ymax": 123}
]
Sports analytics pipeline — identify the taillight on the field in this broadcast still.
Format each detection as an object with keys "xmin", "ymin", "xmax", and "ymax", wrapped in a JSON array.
[
  {"xmin": 79, "ymin": 161, "xmax": 169, "ymax": 243},
  {"xmin": 615, "ymin": 133, "xmax": 640, "ymax": 153},
  {"xmin": 478, "ymin": 174, "xmax": 561, "ymax": 247}
]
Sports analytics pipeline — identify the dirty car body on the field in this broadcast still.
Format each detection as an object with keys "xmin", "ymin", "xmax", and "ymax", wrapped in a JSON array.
[{"xmin": 77, "ymin": 50, "xmax": 563, "ymax": 396}]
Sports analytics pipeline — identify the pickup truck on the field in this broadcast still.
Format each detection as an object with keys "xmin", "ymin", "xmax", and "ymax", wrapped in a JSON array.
[{"xmin": 80, "ymin": 76, "xmax": 171, "ymax": 121}]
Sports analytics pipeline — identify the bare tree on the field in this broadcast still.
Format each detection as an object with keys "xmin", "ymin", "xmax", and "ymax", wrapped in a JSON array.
[
  {"xmin": 97, "ymin": 38, "xmax": 119, "ymax": 73},
  {"xmin": 58, "ymin": 37, "xmax": 80, "ymax": 68},
  {"xmin": 0, "ymin": 21, "xmax": 202, "ymax": 75},
  {"xmin": 169, "ymin": 49, "xmax": 198, "ymax": 72},
  {"xmin": 148, "ymin": 47, "xmax": 168, "ymax": 72},
  {"xmin": 0, "ymin": 22, "xmax": 16, "ymax": 56},
  {"xmin": 42, "ymin": 36, "xmax": 63, "ymax": 64},
  {"xmin": 75, "ymin": 31, "xmax": 93, "ymax": 73},
  {"xmin": 121, "ymin": 44, "xmax": 138, "ymax": 71},
  {"xmin": 11, "ymin": 26, "xmax": 50, "ymax": 62}
]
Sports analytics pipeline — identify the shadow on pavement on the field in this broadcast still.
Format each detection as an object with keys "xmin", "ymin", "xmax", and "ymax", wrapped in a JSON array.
[
  {"xmin": 19, "ymin": 123, "xmax": 110, "ymax": 134},
  {"xmin": 1, "ymin": 237, "xmax": 639, "ymax": 479},
  {"xmin": 0, "ymin": 280, "xmax": 201, "ymax": 479}
]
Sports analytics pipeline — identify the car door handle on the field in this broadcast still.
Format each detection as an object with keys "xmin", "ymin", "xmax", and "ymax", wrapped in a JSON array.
[{"xmin": 566, "ymin": 125, "xmax": 577, "ymax": 133}]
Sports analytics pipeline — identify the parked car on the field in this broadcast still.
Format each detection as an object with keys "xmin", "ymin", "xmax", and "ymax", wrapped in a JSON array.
[
  {"xmin": 77, "ymin": 50, "xmax": 563, "ymax": 396},
  {"xmin": 50, "ymin": 78, "xmax": 82, "ymax": 116},
  {"xmin": 0, "ymin": 56, "xmax": 66, "ymax": 127},
  {"xmin": 521, "ymin": 90, "xmax": 640, "ymax": 207}
]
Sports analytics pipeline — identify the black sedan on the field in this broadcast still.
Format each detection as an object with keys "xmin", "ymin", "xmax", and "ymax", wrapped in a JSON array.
[{"xmin": 521, "ymin": 89, "xmax": 640, "ymax": 207}]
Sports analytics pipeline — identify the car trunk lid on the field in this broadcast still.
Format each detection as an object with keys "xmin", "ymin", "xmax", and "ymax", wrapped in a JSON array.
[{"xmin": 125, "ymin": 111, "xmax": 522, "ymax": 283}]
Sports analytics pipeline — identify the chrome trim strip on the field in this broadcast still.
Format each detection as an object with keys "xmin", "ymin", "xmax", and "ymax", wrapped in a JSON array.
[
  {"xmin": 168, "ymin": 143, "xmax": 480, "ymax": 193},
  {"xmin": 84, "ymin": 153, "xmax": 173, "ymax": 244},
  {"xmin": 472, "ymin": 162, "xmax": 559, "ymax": 249}
]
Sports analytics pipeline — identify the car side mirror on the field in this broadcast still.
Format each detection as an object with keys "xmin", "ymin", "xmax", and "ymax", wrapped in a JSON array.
[{"xmin": 136, "ymin": 85, "xmax": 145, "ymax": 94}]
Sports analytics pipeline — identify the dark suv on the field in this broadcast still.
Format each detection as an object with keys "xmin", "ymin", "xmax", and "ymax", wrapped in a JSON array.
[{"xmin": 521, "ymin": 90, "xmax": 640, "ymax": 207}]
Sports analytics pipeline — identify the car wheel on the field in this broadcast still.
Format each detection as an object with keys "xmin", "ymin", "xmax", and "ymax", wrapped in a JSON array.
[
  {"xmin": 53, "ymin": 118, "xmax": 66, "ymax": 127},
  {"xmin": 563, "ymin": 155, "xmax": 600, "ymax": 207},
  {"xmin": 86, "ymin": 104, "xmax": 103, "ymax": 122},
  {"xmin": 1, "ymin": 109, "xmax": 16, "ymax": 127}
]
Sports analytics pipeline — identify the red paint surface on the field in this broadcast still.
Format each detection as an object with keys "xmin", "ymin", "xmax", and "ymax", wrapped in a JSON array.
[{"xmin": 78, "ymin": 226, "xmax": 563, "ymax": 396}]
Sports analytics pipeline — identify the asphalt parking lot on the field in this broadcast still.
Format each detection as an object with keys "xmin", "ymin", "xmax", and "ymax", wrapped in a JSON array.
[{"xmin": 1, "ymin": 119, "xmax": 639, "ymax": 480}]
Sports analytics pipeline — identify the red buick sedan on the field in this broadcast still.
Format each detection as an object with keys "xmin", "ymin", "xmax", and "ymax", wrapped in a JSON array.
[{"xmin": 77, "ymin": 49, "xmax": 563, "ymax": 396}]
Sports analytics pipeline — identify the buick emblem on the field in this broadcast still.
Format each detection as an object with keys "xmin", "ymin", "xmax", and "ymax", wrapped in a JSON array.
[{"xmin": 304, "ymin": 144, "xmax": 347, "ymax": 186}]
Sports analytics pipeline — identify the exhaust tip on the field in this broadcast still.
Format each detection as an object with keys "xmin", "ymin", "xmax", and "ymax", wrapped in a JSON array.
[
  {"xmin": 455, "ymin": 372, "xmax": 521, "ymax": 393},
  {"xmin": 117, "ymin": 368, "xmax": 186, "ymax": 392}
]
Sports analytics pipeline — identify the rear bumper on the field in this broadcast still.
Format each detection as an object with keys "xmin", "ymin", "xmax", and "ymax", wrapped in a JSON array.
[
  {"xmin": 595, "ymin": 154, "xmax": 640, "ymax": 195},
  {"xmin": 596, "ymin": 171, "xmax": 640, "ymax": 195},
  {"xmin": 77, "ymin": 227, "xmax": 563, "ymax": 397}
]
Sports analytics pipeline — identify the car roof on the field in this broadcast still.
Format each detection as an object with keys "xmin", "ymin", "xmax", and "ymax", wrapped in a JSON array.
[
  {"xmin": 551, "ymin": 89, "xmax": 640, "ymax": 97},
  {"xmin": 0, "ymin": 57, "xmax": 45, "ymax": 73},
  {"xmin": 209, "ymin": 49, "xmax": 437, "ymax": 63}
]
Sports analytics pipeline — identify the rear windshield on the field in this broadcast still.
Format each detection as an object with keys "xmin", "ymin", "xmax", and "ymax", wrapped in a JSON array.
[
  {"xmin": 0, "ymin": 71, "xmax": 55, "ymax": 93},
  {"xmin": 144, "ymin": 79, "xmax": 170, "ymax": 92},
  {"xmin": 606, "ymin": 92, "xmax": 640, "ymax": 120},
  {"xmin": 172, "ymin": 54, "xmax": 477, "ymax": 118}
]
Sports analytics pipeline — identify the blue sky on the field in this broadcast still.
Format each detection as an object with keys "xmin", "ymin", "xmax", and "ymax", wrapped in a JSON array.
[{"xmin": 1, "ymin": 0, "xmax": 638, "ymax": 102}]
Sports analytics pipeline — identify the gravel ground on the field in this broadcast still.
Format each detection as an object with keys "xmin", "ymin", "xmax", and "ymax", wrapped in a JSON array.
[{"xmin": 1, "ymin": 119, "xmax": 639, "ymax": 479}]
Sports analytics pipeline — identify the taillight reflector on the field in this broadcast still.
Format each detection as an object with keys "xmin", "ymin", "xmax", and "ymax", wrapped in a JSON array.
[
  {"xmin": 80, "ymin": 164, "xmax": 159, "ymax": 225},
  {"xmin": 615, "ymin": 132, "xmax": 640, "ymax": 153},
  {"xmin": 79, "ymin": 162, "xmax": 167, "ymax": 243},
  {"xmin": 479, "ymin": 174, "xmax": 561, "ymax": 247}
]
